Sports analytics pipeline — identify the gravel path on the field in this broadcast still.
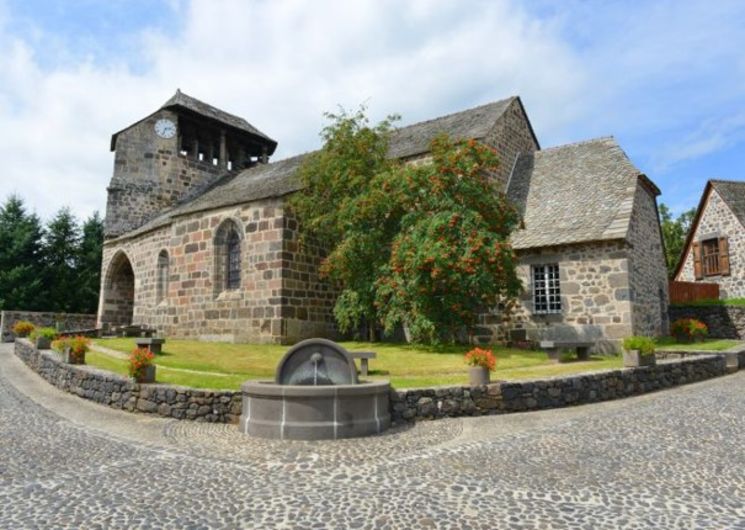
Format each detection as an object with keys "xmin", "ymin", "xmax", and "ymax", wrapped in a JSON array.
[{"xmin": 1, "ymin": 342, "xmax": 744, "ymax": 529}]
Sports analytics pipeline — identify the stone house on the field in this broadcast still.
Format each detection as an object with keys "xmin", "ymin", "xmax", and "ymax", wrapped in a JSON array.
[
  {"xmin": 98, "ymin": 90, "xmax": 668, "ymax": 351},
  {"xmin": 674, "ymin": 179, "xmax": 745, "ymax": 298}
]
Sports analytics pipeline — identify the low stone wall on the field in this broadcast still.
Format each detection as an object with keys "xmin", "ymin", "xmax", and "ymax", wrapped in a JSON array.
[
  {"xmin": 1, "ymin": 310, "xmax": 97, "ymax": 342},
  {"xmin": 669, "ymin": 305, "xmax": 745, "ymax": 339},
  {"xmin": 391, "ymin": 355, "xmax": 727, "ymax": 423},
  {"xmin": 14, "ymin": 339, "xmax": 241, "ymax": 423}
]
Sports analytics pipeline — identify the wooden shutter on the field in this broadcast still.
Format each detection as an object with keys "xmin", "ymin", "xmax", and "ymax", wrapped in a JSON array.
[
  {"xmin": 719, "ymin": 237, "xmax": 731, "ymax": 276},
  {"xmin": 693, "ymin": 242, "xmax": 703, "ymax": 280}
]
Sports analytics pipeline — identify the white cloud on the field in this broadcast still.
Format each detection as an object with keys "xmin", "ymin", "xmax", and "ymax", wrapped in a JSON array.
[{"xmin": 0, "ymin": 0, "xmax": 584, "ymax": 220}]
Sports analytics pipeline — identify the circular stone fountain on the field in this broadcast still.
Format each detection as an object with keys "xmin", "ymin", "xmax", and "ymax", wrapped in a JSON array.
[{"xmin": 240, "ymin": 338, "xmax": 391, "ymax": 440}]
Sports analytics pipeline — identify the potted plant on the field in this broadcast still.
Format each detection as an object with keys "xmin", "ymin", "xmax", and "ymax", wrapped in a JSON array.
[
  {"xmin": 464, "ymin": 347, "xmax": 497, "ymax": 385},
  {"xmin": 622, "ymin": 336, "xmax": 656, "ymax": 368},
  {"xmin": 12, "ymin": 320, "xmax": 35, "ymax": 339},
  {"xmin": 30, "ymin": 327, "xmax": 57, "ymax": 350},
  {"xmin": 671, "ymin": 318, "xmax": 708, "ymax": 343},
  {"xmin": 129, "ymin": 347, "xmax": 156, "ymax": 383},
  {"xmin": 65, "ymin": 336, "xmax": 90, "ymax": 364}
]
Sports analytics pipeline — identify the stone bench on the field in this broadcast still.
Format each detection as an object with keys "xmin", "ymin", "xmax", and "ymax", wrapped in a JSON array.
[
  {"xmin": 135, "ymin": 337, "xmax": 166, "ymax": 355},
  {"xmin": 349, "ymin": 351, "xmax": 376, "ymax": 377},
  {"xmin": 539, "ymin": 340, "xmax": 594, "ymax": 361}
]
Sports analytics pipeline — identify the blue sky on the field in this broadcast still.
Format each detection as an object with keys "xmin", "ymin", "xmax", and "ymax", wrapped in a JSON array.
[{"xmin": 1, "ymin": 0, "xmax": 744, "ymax": 220}]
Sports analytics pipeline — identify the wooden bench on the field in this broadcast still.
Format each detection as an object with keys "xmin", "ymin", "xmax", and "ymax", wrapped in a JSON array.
[
  {"xmin": 135, "ymin": 337, "xmax": 166, "ymax": 355},
  {"xmin": 540, "ymin": 340, "xmax": 594, "ymax": 361},
  {"xmin": 349, "ymin": 351, "xmax": 376, "ymax": 377}
]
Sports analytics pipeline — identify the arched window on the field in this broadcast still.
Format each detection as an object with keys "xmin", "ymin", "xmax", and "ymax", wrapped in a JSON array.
[
  {"xmin": 226, "ymin": 229, "xmax": 241, "ymax": 290},
  {"xmin": 214, "ymin": 219, "xmax": 243, "ymax": 295},
  {"xmin": 156, "ymin": 250, "xmax": 169, "ymax": 303}
]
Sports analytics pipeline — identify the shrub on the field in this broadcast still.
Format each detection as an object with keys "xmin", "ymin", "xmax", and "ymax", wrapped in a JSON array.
[
  {"xmin": 30, "ymin": 327, "xmax": 58, "ymax": 341},
  {"xmin": 128, "ymin": 347, "xmax": 155, "ymax": 380},
  {"xmin": 670, "ymin": 318, "xmax": 708, "ymax": 342},
  {"xmin": 464, "ymin": 347, "xmax": 497, "ymax": 371},
  {"xmin": 51, "ymin": 337, "xmax": 71, "ymax": 353},
  {"xmin": 623, "ymin": 336, "xmax": 656, "ymax": 356},
  {"xmin": 12, "ymin": 320, "xmax": 35, "ymax": 337},
  {"xmin": 558, "ymin": 350, "xmax": 576, "ymax": 363}
]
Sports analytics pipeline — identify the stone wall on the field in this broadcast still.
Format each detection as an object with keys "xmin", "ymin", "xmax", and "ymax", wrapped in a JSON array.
[
  {"xmin": 626, "ymin": 180, "xmax": 669, "ymax": 336},
  {"xmin": 482, "ymin": 97, "xmax": 539, "ymax": 190},
  {"xmin": 1, "ymin": 310, "xmax": 97, "ymax": 342},
  {"xmin": 100, "ymin": 197, "xmax": 336, "ymax": 344},
  {"xmin": 391, "ymin": 355, "xmax": 727, "ymax": 423},
  {"xmin": 494, "ymin": 241, "xmax": 633, "ymax": 353},
  {"xmin": 14, "ymin": 339, "xmax": 241, "ymax": 422},
  {"xmin": 677, "ymin": 187, "xmax": 745, "ymax": 298},
  {"xmin": 669, "ymin": 305, "xmax": 745, "ymax": 339},
  {"xmin": 106, "ymin": 110, "xmax": 221, "ymax": 238}
]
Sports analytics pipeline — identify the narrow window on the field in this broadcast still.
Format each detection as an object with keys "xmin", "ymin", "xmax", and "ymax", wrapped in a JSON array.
[
  {"xmin": 226, "ymin": 229, "xmax": 241, "ymax": 289},
  {"xmin": 532, "ymin": 264, "xmax": 562, "ymax": 314},
  {"xmin": 156, "ymin": 250, "xmax": 169, "ymax": 303},
  {"xmin": 701, "ymin": 238, "xmax": 721, "ymax": 276}
]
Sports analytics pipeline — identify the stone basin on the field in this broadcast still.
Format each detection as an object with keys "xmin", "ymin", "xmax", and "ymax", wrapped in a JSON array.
[{"xmin": 240, "ymin": 379, "xmax": 391, "ymax": 440}]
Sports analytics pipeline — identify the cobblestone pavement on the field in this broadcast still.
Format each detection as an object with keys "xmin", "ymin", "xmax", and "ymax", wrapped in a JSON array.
[{"xmin": 2, "ymin": 344, "xmax": 745, "ymax": 529}]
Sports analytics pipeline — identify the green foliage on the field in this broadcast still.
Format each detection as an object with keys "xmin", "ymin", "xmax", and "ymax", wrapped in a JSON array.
[
  {"xmin": 558, "ymin": 350, "xmax": 576, "ymax": 363},
  {"xmin": 670, "ymin": 318, "xmax": 708, "ymax": 341},
  {"xmin": 42, "ymin": 207, "xmax": 81, "ymax": 312},
  {"xmin": 671, "ymin": 297, "xmax": 745, "ymax": 307},
  {"xmin": 623, "ymin": 336, "xmax": 656, "ymax": 356},
  {"xmin": 0, "ymin": 195, "xmax": 104, "ymax": 314},
  {"xmin": 658, "ymin": 203, "xmax": 696, "ymax": 277},
  {"xmin": 30, "ymin": 327, "xmax": 58, "ymax": 341},
  {"xmin": 0, "ymin": 196, "xmax": 45, "ymax": 311},
  {"xmin": 291, "ymin": 108, "xmax": 521, "ymax": 344}
]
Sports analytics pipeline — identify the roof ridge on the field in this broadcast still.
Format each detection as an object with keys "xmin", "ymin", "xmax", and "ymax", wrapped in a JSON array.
[
  {"xmin": 710, "ymin": 178, "xmax": 745, "ymax": 185},
  {"xmin": 393, "ymin": 96, "xmax": 516, "ymax": 132},
  {"xmin": 161, "ymin": 89, "xmax": 248, "ymax": 125},
  {"xmin": 538, "ymin": 135, "xmax": 616, "ymax": 153}
]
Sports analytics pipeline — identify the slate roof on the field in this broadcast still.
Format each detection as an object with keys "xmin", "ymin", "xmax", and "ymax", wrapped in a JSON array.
[
  {"xmin": 710, "ymin": 180, "xmax": 745, "ymax": 227},
  {"xmin": 111, "ymin": 90, "xmax": 277, "ymax": 152},
  {"xmin": 507, "ymin": 137, "xmax": 652, "ymax": 250},
  {"xmin": 387, "ymin": 97, "xmax": 517, "ymax": 159},
  {"xmin": 116, "ymin": 98, "xmax": 525, "ymax": 240}
]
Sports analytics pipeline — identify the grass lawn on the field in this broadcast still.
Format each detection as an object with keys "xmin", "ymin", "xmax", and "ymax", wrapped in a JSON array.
[
  {"xmin": 90, "ymin": 338, "xmax": 624, "ymax": 390},
  {"xmin": 655, "ymin": 337, "xmax": 741, "ymax": 351}
]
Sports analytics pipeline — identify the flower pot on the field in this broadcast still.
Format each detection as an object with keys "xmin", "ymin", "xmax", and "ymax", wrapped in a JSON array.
[
  {"xmin": 135, "ymin": 365, "xmax": 156, "ymax": 384},
  {"xmin": 469, "ymin": 366, "xmax": 490, "ymax": 386},
  {"xmin": 35, "ymin": 336, "xmax": 51, "ymax": 350},
  {"xmin": 622, "ymin": 349, "xmax": 655, "ymax": 368},
  {"xmin": 63, "ymin": 348, "xmax": 86, "ymax": 365}
]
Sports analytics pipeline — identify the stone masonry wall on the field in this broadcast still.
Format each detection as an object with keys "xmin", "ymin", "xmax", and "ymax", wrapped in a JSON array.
[
  {"xmin": 105, "ymin": 109, "xmax": 223, "ymax": 238},
  {"xmin": 391, "ymin": 354, "xmax": 726, "ymax": 423},
  {"xmin": 483, "ymin": 97, "xmax": 539, "ymax": 191},
  {"xmin": 626, "ymin": 181, "xmax": 670, "ymax": 336},
  {"xmin": 669, "ymin": 305, "xmax": 745, "ymax": 339},
  {"xmin": 678, "ymin": 187, "xmax": 745, "ymax": 298},
  {"xmin": 489, "ymin": 241, "xmax": 633, "ymax": 353},
  {"xmin": 99, "ymin": 197, "xmax": 335, "ymax": 343},
  {"xmin": 0, "ymin": 310, "xmax": 97, "ymax": 342},
  {"xmin": 14, "ymin": 339, "xmax": 241, "ymax": 422}
]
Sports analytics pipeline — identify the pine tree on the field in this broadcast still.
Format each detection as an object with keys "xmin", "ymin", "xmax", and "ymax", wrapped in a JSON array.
[
  {"xmin": 76, "ymin": 212, "xmax": 104, "ymax": 313},
  {"xmin": 0, "ymin": 195, "xmax": 45, "ymax": 311},
  {"xmin": 42, "ymin": 207, "xmax": 81, "ymax": 312}
]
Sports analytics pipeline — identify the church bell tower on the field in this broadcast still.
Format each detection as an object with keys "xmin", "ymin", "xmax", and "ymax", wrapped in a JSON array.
[{"xmin": 104, "ymin": 90, "xmax": 277, "ymax": 239}]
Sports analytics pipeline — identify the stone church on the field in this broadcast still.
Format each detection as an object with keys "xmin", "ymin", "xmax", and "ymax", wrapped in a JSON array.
[{"xmin": 98, "ymin": 90, "xmax": 668, "ymax": 351}]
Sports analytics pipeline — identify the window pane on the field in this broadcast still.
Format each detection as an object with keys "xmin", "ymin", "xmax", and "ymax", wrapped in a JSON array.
[{"xmin": 227, "ymin": 231, "xmax": 241, "ymax": 289}]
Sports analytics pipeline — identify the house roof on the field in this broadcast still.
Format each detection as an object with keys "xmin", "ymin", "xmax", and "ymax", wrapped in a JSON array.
[
  {"xmin": 507, "ymin": 137, "xmax": 655, "ymax": 250},
  {"xmin": 113, "ymin": 97, "xmax": 533, "ymax": 241},
  {"xmin": 110, "ymin": 90, "xmax": 277, "ymax": 153},
  {"xmin": 672, "ymin": 179, "xmax": 745, "ymax": 278},
  {"xmin": 387, "ymin": 97, "xmax": 529, "ymax": 159}
]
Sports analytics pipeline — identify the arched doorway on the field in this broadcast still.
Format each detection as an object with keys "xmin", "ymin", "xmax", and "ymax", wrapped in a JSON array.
[{"xmin": 101, "ymin": 251, "xmax": 135, "ymax": 327}]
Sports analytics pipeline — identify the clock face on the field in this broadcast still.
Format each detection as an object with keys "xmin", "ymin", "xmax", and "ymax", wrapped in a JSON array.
[{"xmin": 154, "ymin": 118, "xmax": 176, "ymax": 139}]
